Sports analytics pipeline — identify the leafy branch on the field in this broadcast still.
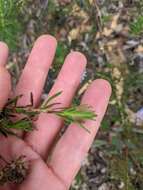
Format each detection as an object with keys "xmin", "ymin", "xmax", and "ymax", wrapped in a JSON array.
[{"xmin": 0, "ymin": 91, "xmax": 96, "ymax": 137}]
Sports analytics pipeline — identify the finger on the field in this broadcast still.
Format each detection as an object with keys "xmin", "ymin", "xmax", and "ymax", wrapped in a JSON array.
[
  {"xmin": 48, "ymin": 79, "xmax": 111, "ymax": 188},
  {"xmin": 0, "ymin": 67, "xmax": 11, "ymax": 109},
  {"xmin": 25, "ymin": 52, "xmax": 87, "ymax": 158},
  {"xmin": 0, "ymin": 42, "xmax": 9, "ymax": 66},
  {"xmin": 0, "ymin": 42, "xmax": 11, "ymax": 109},
  {"xmin": 14, "ymin": 35, "xmax": 57, "ymax": 107}
]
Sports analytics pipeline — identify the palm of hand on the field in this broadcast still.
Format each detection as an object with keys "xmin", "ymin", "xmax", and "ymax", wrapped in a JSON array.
[
  {"xmin": 0, "ymin": 35, "xmax": 111, "ymax": 190},
  {"xmin": 0, "ymin": 135, "xmax": 68, "ymax": 190}
]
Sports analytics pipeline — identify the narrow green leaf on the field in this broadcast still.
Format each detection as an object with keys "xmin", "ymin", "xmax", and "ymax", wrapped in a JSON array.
[{"xmin": 41, "ymin": 91, "xmax": 62, "ymax": 108}]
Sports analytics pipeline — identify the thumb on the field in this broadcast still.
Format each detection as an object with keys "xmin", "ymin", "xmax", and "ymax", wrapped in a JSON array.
[
  {"xmin": 0, "ymin": 67, "xmax": 11, "ymax": 109},
  {"xmin": 0, "ymin": 42, "xmax": 11, "ymax": 109}
]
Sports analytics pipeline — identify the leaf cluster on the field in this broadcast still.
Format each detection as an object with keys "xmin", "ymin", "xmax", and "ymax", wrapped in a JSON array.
[{"xmin": 0, "ymin": 91, "xmax": 96, "ymax": 137}]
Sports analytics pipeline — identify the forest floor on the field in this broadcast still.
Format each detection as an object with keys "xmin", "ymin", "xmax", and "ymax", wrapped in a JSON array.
[{"xmin": 6, "ymin": 0, "xmax": 143, "ymax": 189}]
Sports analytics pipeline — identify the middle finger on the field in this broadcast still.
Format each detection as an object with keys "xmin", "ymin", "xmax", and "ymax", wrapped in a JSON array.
[{"xmin": 24, "ymin": 52, "xmax": 87, "ymax": 159}]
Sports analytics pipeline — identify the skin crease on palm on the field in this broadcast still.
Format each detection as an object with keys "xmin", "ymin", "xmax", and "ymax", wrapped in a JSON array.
[{"xmin": 0, "ymin": 35, "xmax": 111, "ymax": 190}]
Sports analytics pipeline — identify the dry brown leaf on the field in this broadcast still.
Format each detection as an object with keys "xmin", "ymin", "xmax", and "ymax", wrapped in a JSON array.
[
  {"xmin": 102, "ymin": 27, "xmax": 113, "ymax": 37},
  {"xmin": 89, "ymin": 0, "xmax": 94, "ymax": 4},
  {"xmin": 68, "ymin": 28, "xmax": 80, "ymax": 41},
  {"xmin": 111, "ymin": 13, "xmax": 120, "ymax": 30},
  {"xmin": 68, "ymin": 25, "xmax": 91, "ymax": 42},
  {"xmin": 112, "ymin": 67, "xmax": 124, "ymax": 103},
  {"xmin": 68, "ymin": 3, "xmax": 91, "ymax": 42},
  {"xmin": 96, "ymin": 13, "xmax": 121, "ymax": 38},
  {"xmin": 135, "ymin": 45, "xmax": 143, "ymax": 53},
  {"xmin": 78, "ymin": 80, "xmax": 92, "ymax": 96},
  {"xmin": 81, "ymin": 25, "xmax": 92, "ymax": 33},
  {"xmin": 71, "ymin": 4, "xmax": 88, "ymax": 20},
  {"xmin": 103, "ymin": 39, "xmax": 127, "ymax": 106}
]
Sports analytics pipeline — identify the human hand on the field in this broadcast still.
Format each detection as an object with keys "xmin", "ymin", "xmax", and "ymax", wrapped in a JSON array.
[{"xmin": 0, "ymin": 35, "xmax": 111, "ymax": 190}]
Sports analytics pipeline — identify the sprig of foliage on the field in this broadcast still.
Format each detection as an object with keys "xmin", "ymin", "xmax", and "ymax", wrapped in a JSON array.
[
  {"xmin": 56, "ymin": 105, "xmax": 96, "ymax": 132},
  {"xmin": 0, "ymin": 92, "xmax": 96, "ymax": 137}
]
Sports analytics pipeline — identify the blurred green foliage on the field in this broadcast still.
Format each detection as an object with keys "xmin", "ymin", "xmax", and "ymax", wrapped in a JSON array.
[
  {"xmin": 53, "ymin": 42, "xmax": 68, "ymax": 74},
  {"xmin": 130, "ymin": 16, "xmax": 143, "ymax": 35},
  {"xmin": 0, "ymin": 0, "xmax": 25, "ymax": 50}
]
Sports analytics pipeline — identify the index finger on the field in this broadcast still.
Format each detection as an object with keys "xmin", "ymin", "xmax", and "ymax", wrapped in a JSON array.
[
  {"xmin": 0, "ymin": 67, "xmax": 11, "ymax": 109},
  {"xmin": 0, "ymin": 42, "xmax": 9, "ymax": 67},
  {"xmin": 48, "ymin": 79, "xmax": 111, "ymax": 189}
]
